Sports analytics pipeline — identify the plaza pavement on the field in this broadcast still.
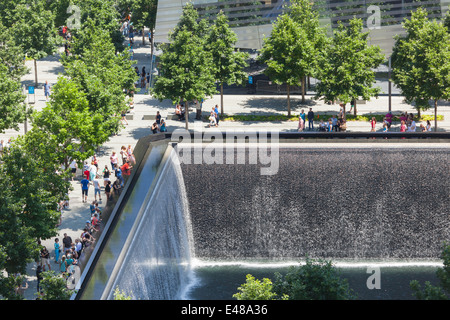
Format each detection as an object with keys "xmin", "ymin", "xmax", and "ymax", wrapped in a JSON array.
[{"xmin": 1, "ymin": 40, "xmax": 449, "ymax": 300}]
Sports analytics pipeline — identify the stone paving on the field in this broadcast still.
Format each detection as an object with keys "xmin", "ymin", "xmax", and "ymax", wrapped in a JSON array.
[{"xmin": 1, "ymin": 38, "xmax": 449, "ymax": 300}]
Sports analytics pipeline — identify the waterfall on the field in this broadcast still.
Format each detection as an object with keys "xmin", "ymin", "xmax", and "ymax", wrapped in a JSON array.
[{"xmin": 109, "ymin": 147, "xmax": 195, "ymax": 300}]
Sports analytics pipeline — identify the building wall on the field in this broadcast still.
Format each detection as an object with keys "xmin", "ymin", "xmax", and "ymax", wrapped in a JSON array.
[{"xmin": 154, "ymin": 0, "xmax": 449, "ymax": 55}]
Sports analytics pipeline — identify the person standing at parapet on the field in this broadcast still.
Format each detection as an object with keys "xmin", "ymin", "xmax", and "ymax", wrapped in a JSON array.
[
  {"xmin": 307, "ymin": 108, "xmax": 314, "ymax": 131},
  {"xmin": 110, "ymin": 151, "xmax": 119, "ymax": 171}
]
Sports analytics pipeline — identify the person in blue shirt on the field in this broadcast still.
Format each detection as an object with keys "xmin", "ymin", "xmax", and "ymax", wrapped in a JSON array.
[
  {"xmin": 160, "ymin": 119, "xmax": 167, "ymax": 132},
  {"xmin": 115, "ymin": 164, "xmax": 124, "ymax": 187},
  {"xmin": 80, "ymin": 175, "xmax": 90, "ymax": 203},
  {"xmin": 44, "ymin": 81, "xmax": 51, "ymax": 101},
  {"xmin": 214, "ymin": 105, "xmax": 219, "ymax": 126}
]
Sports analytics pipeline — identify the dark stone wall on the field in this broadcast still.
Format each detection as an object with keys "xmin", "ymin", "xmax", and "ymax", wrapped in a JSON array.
[{"xmin": 180, "ymin": 147, "xmax": 450, "ymax": 260}]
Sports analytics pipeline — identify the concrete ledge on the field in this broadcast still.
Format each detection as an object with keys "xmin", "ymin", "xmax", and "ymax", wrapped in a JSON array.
[{"xmin": 142, "ymin": 114, "xmax": 156, "ymax": 120}]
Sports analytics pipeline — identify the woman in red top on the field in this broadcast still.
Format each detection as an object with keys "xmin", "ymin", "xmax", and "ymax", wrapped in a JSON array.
[{"xmin": 370, "ymin": 117, "xmax": 376, "ymax": 132}]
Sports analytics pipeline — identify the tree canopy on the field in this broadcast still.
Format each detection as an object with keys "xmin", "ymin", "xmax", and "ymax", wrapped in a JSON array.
[
  {"xmin": 152, "ymin": 3, "xmax": 216, "ymax": 129},
  {"xmin": 314, "ymin": 18, "xmax": 384, "ymax": 118},
  {"xmin": 207, "ymin": 11, "xmax": 249, "ymax": 115},
  {"xmin": 391, "ymin": 8, "xmax": 450, "ymax": 130}
]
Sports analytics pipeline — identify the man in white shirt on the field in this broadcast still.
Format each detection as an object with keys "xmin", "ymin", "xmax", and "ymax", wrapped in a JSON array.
[
  {"xmin": 408, "ymin": 120, "xmax": 417, "ymax": 132},
  {"xmin": 69, "ymin": 160, "xmax": 77, "ymax": 181},
  {"xmin": 93, "ymin": 175, "xmax": 102, "ymax": 201}
]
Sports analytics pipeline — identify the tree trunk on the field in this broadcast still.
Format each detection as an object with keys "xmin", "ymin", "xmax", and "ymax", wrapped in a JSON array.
[
  {"xmin": 434, "ymin": 99, "xmax": 438, "ymax": 132},
  {"xmin": 353, "ymin": 99, "xmax": 357, "ymax": 116},
  {"xmin": 34, "ymin": 59, "xmax": 38, "ymax": 87},
  {"xmin": 220, "ymin": 82, "xmax": 224, "ymax": 116},
  {"xmin": 185, "ymin": 100, "xmax": 189, "ymax": 130},
  {"xmin": 287, "ymin": 84, "xmax": 291, "ymax": 117},
  {"xmin": 343, "ymin": 103, "xmax": 346, "ymax": 121},
  {"xmin": 301, "ymin": 77, "xmax": 305, "ymax": 104},
  {"xmin": 142, "ymin": 29, "xmax": 145, "ymax": 46}
]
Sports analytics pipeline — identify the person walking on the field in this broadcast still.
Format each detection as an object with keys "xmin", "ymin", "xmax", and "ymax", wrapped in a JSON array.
[
  {"xmin": 307, "ymin": 108, "xmax": 314, "ymax": 131},
  {"xmin": 103, "ymin": 165, "xmax": 111, "ymax": 187},
  {"xmin": 40, "ymin": 247, "xmax": 51, "ymax": 271},
  {"xmin": 36, "ymin": 265, "xmax": 43, "ymax": 292},
  {"xmin": 44, "ymin": 81, "xmax": 51, "ymax": 101},
  {"xmin": 93, "ymin": 174, "xmax": 102, "ymax": 202},
  {"xmin": 214, "ymin": 105, "xmax": 220, "ymax": 126},
  {"xmin": 80, "ymin": 175, "xmax": 90, "ymax": 203}
]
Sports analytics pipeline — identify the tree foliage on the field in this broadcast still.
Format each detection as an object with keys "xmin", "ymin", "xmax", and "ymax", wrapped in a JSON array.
[
  {"xmin": 259, "ymin": 13, "xmax": 314, "ymax": 116},
  {"xmin": 63, "ymin": 28, "xmax": 136, "ymax": 138},
  {"xmin": 233, "ymin": 274, "xmax": 288, "ymax": 300},
  {"xmin": 9, "ymin": 0, "xmax": 58, "ymax": 85},
  {"xmin": 314, "ymin": 18, "xmax": 384, "ymax": 117},
  {"xmin": 30, "ymin": 76, "xmax": 111, "ymax": 168},
  {"xmin": 391, "ymin": 8, "xmax": 450, "ymax": 130},
  {"xmin": 207, "ymin": 10, "xmax": 249, "ymax": 115},
  {"xmin": 38, "ymin": 271, "xmax": 74, "ymax": 300},
  {"xmin": 272, "ymin": 257, "xmax": 356, "ymax": 300},
  {"xmin": 0, "ymin": 64, "xmax": 27, "ymax": 133},
  {"xmin": 152, "ymin": 3, "xmax": 216, "ymax": 129},
  {"xmin": 410, "ymin": 243, "xmax": 450, "ymax": 300},
  {"xmin": 68, "ymin": 0, "xmax": 125, "ymax": 54}
]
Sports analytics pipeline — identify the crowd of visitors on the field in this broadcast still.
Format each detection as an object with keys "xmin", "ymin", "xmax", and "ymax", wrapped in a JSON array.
[
  {"xmin": 32, "ymin": 144, "xmax": 136, "ymax": 296},
  {"xmin": 298, "ymin": 108, "xmax": 347, "ymax": 132},
  {"xmin": 297, "ymin": 108, "xmax": 432, "ymax": 133}
]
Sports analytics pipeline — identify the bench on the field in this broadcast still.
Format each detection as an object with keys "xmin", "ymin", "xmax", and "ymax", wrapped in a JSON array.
[{"xmin": 142, "ymin": 114, "xmax": 157, "ymax": 120}]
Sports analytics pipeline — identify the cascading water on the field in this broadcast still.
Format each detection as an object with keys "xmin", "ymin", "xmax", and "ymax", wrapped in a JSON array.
[
  {"xmin": 103, "ymin": 142, "xmax": 448, "ymax": 300},
  {"xmin": 109, "ymin": 148, "xmax": 195, "ymax": 300}
]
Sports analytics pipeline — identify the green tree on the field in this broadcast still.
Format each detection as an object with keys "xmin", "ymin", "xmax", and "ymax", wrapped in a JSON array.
[
  {"xmin": 129, "ymin": 0, "xmax": 158, "ymax": 46},
  {"xmin": 410, "ymin": 243, "xmax": 450, "ymax": 300},
  {"xmin": 233, "ymin": 274, "xmax": 288, "ymax": 300},
  {"xmin": 315, "ymin": 18, "xmax": 384, "ymax": 118},
  {"xmin": 445, "ymin": 11, "xmax": 450, "ymax": 31},
  {"xmin": 63, "ymin": 28, "xmax": 136, "ymax": 137},
  {"xmin": 259, "ymin": 13, "xmax": 313, "ymax": 116},
  {"xmin": 69, "ymin": 0, "xmax": 125, "ymax": 54},
  {"xmin": 10, "ymin": 0, "xmax": 58, "ymax": 86},
  {"xmin": 171, "ymin": 2, "xmax": 209, "ymax": 40},
  {"xmin": 0, "ymin": 21, "xmax": 28, "ymax": 81},
  {"xmin": 38, "ymin": 271, "xmax": 73, "ymax": 300},
  {"xmin": 0, "ymin": 64, "xmax": 27, "ymax": 133},
  {"xmin": 30, "ymin": 76, "xmax": 109, "ymax": 169},
  {"xmin": 273, "ymin": 257, "xmax": 356, "ymax": 300},
  {"xmin": 152, "ymin": 4, "xmax": 216, "ymax": 130},
  {"xmin": 0, "ymin": 141, "xmax": 69, "ymax": 300},
  {"xmin": 287, "ymin": 0, "xmax": 328, "ymax": 103},
  {"xmin": 391, "ymin": 8, "xmax": 450, "ymax": 131},
  {"xmin": 114, "ymin": 286, "xmax": 133, "ymax": 300},
  {"xmin": 208, "ymin": 11, "xmax": 249, "ymax": 116}
]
